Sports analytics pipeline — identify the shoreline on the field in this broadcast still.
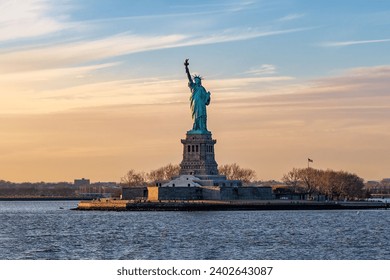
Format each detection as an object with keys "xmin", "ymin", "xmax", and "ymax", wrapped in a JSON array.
[
  {"xmin": 75, "ymin": 199, "xmax": 388, "ymax": 211},
  {"xmin": 0, "ymin": 197, "xmax": 89, "ymax": 201}
]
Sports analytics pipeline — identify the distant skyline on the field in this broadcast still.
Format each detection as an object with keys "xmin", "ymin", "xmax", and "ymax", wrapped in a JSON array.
[{"xmin": 1, "ymin": 0, "xmax": 390, "ymax": 182}]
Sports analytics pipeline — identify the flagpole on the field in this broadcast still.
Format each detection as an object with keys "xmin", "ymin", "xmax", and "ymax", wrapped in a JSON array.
[{"xmin": 307, "ymin": 158, "xmax": 313, "ymax": 168}]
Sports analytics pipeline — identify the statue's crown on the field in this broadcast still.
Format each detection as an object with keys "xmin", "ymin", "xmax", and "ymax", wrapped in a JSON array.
[{"xmin": 193, "ymin": 74, "xmax": 203, "ymax": 80}]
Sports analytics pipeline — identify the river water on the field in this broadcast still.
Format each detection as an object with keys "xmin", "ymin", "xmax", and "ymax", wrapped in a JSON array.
[{"xmin": 0, "ymin": 201, "xmax": 389, "ymax": 260}]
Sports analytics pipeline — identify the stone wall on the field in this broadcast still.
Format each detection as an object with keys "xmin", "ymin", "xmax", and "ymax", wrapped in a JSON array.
[
  {"xmin": 77, "ymin": 199, "xmax": 127, "ymax": 210},
  {"xmin": 215, "ymin": 186, "xmax": 272, "ymax": 200},
  {"xmin": 237, "ymin": 186, "xmax": 273, "ymax": 200},
  {"xmin": 121, "ymin": 187, "xmax": 147, "ymax": 200},
  {"xmin": 122, "ymin": 185, "xmax": 272, "ymax": 201},
  {"xmin": 201, "ymin": 186, "xmax": 221, "ymax": 200},
  {"xmin": 147, "ymin": 186, "xmax": 202, "ymax": 201}
]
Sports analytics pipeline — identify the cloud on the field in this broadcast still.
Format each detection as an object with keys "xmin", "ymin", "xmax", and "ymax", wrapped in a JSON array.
[
  {"xmin": 0, "ymin": 73, "xmax": 294, "ymax": 114},
  {"xmin": 307, "ymin": 65, "xmax": 390, "ymax": 98},
  {"xmin": 321, "ymin": 38, "xmax": 390, "ymax": 47},
  {"xmin": 169, "ymin": 1, "xmax": 255, "ymax": 12},
  {"xmin": 0, "ymin": 0, "xmax": 70, "ymax": 41},
  {"xmin": 182, "ymin": 27, "xmax": 311, "ymax": 47},
  {"xmin": 211, "ymin": 65, "xmax": 390, "ymax": 180},
  {"xmin": 277, "ymin": 13, "xmax": 305, "ymax": 22},
  {"xmin": 0, "ymin": 27, "xmax": 309, "ymax": 73},
  {"xmin": 80, "ymin": 0, "xmax": 258, "ymax": 31},
  {"xmin": 244, "ymin": 64, "xmax": 277, "ymax": 76},
  {"xmin": 207, "ymin": 76, "xmax": 294, "ymax": 95},
  {"xmin": 0, "ymin": 62, "xmax": 119, "ymax": 82},
  {"xmin": 0, "ymin": 69, "xmax": 295, "ymax": 114},
  {"xmin": 0, "ymin": 33, "xmax": 188, "ymax": 73},
  {"xmin": 199, "ymin": 65, "xmax": 390, "ymax": 117}
]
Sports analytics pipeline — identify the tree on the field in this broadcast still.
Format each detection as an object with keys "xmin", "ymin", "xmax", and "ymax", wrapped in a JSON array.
[
  {"xmin": 282, "ymin": 168, "xmax": 302, "ymax": 192},
  {"xmin": 339, "ymin": 171, "xmax": 365, "ymax": 200},
  {"xmin": 282, "ymin": 167, "xmax": 366, "ymax": 200},
  {"xmin": 296, "ymin": 168, "xmax": 323, "ymax": 198},
  {"xmin": 120, "ymin": 169, "xmax": 147, "ymax": 187},
  {"xmin": 147, "ymin": 163, "xmax": 180, "ymax": 183},
  {"xmin": 218, "ymin": 163, "xmax": 256, "ymax": 184},
  {"xmin": 318, "ymin": 169, "xmax": 340, "ymax": 200}
]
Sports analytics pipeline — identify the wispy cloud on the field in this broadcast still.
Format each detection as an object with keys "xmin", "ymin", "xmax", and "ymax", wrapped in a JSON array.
[
  {"xmin": 0, "ymin": 34, "xmax": 187, "ymax": 72},
  {"xmin": 226, "ymin": 65, "xmax": 390, "ymax": 107},
  {"xmin": 170, "ymin": 1, "xmax": 255, "ymax": 12},
  {"xmin": 321, "ymin": 38, "xmax": 390, "ymax": 47},
  {"xmin": 0, "ymin": 70, "xmax": 296, "ymax": 114},
  {"xmin": 0, "ymin": 27, "xmax": 309, "ymax": 73},
  {"xmin": 76, "ymin": 3, "xmax": 264, "ymax": 44},
  {"xmin": 277, "ymin": 13, "xmax": 305, "ymax": 22},
  {"xmin": 0, "ymin": 62, "xmax": 119, "ymax": 82},
  {"xmin": 182, "ymin": 27, "xmax": 311, "ymax": 47},
  {"xmin": 0, "ymin": 0, "xmax": 70, "ymax": 41},
  {"xmin": 244, "ymin": 64, "xmax": 277, "ymax": 76}
]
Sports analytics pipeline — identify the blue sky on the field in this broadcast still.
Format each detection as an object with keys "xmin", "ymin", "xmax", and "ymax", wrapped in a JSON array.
[
  {"xmin": 1, "ymin": 0, "xmax": 390, "ymax": 182},
  {"xmin": 3, "ymin": 0, "xmax": 389, "ymax": 80}
]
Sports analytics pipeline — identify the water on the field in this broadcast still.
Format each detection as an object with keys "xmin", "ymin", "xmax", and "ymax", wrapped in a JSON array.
[{"xmin": 0, "ymin": 201, "xmax": 389, "ymax": 260}]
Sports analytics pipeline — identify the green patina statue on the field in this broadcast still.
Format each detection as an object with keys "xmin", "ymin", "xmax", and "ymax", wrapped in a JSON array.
[{"xmin": 184, "ymin": 59, "xmax": 211, "ymax": 134}]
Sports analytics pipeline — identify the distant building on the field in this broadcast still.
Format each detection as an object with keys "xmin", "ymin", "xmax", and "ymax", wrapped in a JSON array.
[
  {"xmin": 74, "ymin": 178, "xmax": 90, "ymax": 187},
  {"xmin": 366, "ymin": 179, "xmax": 390, "ymax": 197},
  {"xmin": 91, "ymin": 181, "xmax": 118, "ymax": 188},
  {"xmin": 272, "ymin": 185, "xmax": 308, "ymax": 200}
]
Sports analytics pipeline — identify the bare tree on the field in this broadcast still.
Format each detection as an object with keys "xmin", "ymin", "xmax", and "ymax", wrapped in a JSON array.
[
  {"xmin": 218, "ymin": 163, "xmax": 256, "ymax": 184},
  {"xmin": 296, "ymin": 168, "xmax": 323, "ymax": 197},
  {"xmin": 147, "ymin": 163, "xmax": 180, "ymax": 183},
  {"xmin": 120, "ymin": 169, "xmax": 147, "ymax": 187},
  {"xmin": 318, "ymin": 169, "xmax": 340, "ymax": 200},
  {"xmin": 339, "ymin": 171, "xmax": 365, "ymax": 200},
  {"xmin": 282, "ymin": 167, "xmax": 366, "ymax": 200},
  {"xmin": 147, "ymin": 168, "xmax": 165, "ymax": 184},
  {"xmin": 218, "ymin": 164, "xmax": 233, "ymax": 179},
  {"xmin": 163, "ymin": 163, "xmax": 180, "ymax": 180},
  {"xmin": 282, "ymin": 168, "xmax": 302, "ymax": 192}
]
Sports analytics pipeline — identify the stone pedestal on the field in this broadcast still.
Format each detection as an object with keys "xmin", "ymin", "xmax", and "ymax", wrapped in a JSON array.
[{"xmin": 179, "ymin": 132, "xmax": 219, "ymax": 176}]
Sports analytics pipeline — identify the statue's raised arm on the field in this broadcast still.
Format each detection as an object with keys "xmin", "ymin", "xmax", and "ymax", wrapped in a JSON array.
[{"xmin": 184, "ymin": 58, "xmax": 192, "ymax": 83}]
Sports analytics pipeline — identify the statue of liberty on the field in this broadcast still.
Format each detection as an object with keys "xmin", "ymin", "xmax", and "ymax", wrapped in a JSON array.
[{"xmin": 184, "ymin": 59, "xmax": 211, "ymax": 134}]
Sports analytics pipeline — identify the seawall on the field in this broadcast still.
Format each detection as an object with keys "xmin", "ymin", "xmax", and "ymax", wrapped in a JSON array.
[{"xmin": 75, "ymin": 199, "xmax": 388, "ymax": 211}]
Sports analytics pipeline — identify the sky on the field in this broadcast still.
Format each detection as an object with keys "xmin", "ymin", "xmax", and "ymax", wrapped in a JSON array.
[{"xmin": 1, "ymin": 0, "xmax": 390, "ymax": 183}]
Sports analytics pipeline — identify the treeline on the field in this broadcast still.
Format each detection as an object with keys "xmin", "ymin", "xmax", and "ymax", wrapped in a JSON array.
[
  {"xmin": 282, "ymin": 168, "xmax": 368, "ymax": 200},
  {"xmin": 121, "ymin": 164, "xmax": 181, "ymax": 187},
  {"xmin": 365, "ymin": 179, "xmax": 390, "ymax": 195},
  {"xmin": 0, "ymin": 180, "xmax": 73, "ymax": 188},
  {"xmin": 0, "ymin": 180, "xmax": 76, "ymax": 197},
  {"xmin": 218, "ymin": 163, "xmax": 256, "ymax": 184},
  {"xmin": 121, "ymin": 163, "xmax": 256, "ymax": 187},
  {"xmin": 0, "ymin": 180, "xmax": 120, "ymax": 198}
]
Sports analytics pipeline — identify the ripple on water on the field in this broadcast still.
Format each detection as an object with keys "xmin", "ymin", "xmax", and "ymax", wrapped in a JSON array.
[{"xmin": 1, "ymin": 202, "xmax": 390, "ymax": 259}]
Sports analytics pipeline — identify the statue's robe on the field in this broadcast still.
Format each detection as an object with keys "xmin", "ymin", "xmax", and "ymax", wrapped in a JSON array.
[{"xmin": 188, "ymin": 81, "xmax": 210, "ymax": 132}]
